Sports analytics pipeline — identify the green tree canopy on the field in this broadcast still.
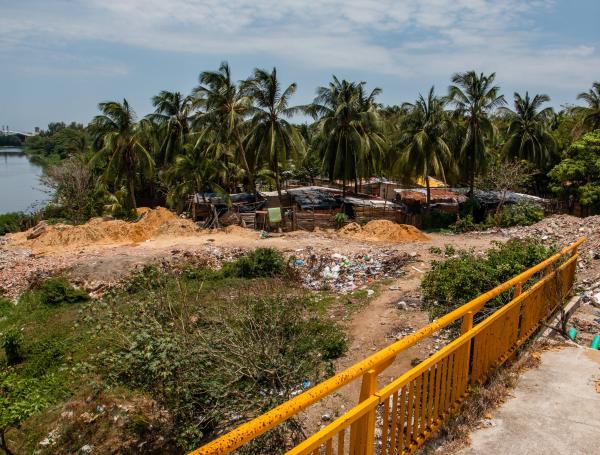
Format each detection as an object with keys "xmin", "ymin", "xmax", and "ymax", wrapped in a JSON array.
[
  {"xmin": 90, "ymin": 99, "xmax": 155, "ymax": 210},
  {"xmin": 548, "ymin": 130, "xmax": 600, "ymax": 206},
  {"xmin": 500, "ymin": 92, "xmax": 557, "ymax": 168},
  {"xmin": 394, "ymin": 87, "xmax": 453, "ymax": 206},
  {"xmin": 243, "ymin": 67, "xmax": 305, "ymax": 200},
  {"xmin": 447, "ymin": 71, "xmax": 506, "ymax": 195}
]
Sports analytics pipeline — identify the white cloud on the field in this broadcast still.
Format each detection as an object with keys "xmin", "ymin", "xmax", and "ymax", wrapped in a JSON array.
[{"xmin": 1, "ymin": 0, "xmax": 598, "ymax": 91}]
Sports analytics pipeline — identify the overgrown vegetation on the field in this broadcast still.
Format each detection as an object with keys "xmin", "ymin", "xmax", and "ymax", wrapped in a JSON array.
[
  {"xmin": 0, "ymin": 251, "xmax": 346, "ymax": 453},
  {"xmin": 421, "ymin": 238, "xmax": 555, "ymax": 320}
]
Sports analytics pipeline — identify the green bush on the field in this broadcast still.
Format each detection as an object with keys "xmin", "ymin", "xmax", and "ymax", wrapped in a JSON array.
[
  {"xmin": 449, "ymin": 214, "xmax": 484, "ymax": 233},
  {"xmin": 421, "ymin": 238, "xmax": 555, "ymax": 320},
  {"xmin": 489, "ymin": 200, "xmax": 545, "ymax": 228},
  {"xmin": 21, "ymin": 339, "xmax": 65, "ymax": 377},
  {"xmin": 0, "ymin": 298, "xmax": 12, "ymax": 317},
  {"xmin": 222, "ymin": 248, "xmax": 286, "ymax": 278},
  {"xmin": 2, "ymin": 329, "xmax": 24, "ymax": 365},
  {"xmin": 125, "ymin": 265, "xmax": 169, "ymax": 293},
  {"xmin": 99, "ymin": 284, "xmax": 346, "ymax": 450},
  {"xmin": 37, "ymin": 278, "xmax": 90, "ymax": 306},
  {"xmin": 0, "ymin": 212, "xmax": 35, "ymax": 235},
  {"xmin": 0, "ymin": 370, "xmax": 67, "ymax": 453}
]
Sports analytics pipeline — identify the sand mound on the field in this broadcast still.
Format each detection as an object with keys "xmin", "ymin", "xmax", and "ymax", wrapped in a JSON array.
[
  {"xmin": 16, "ymin": 207, "xmax": 200, "ymax": 252},
  {"xmin": 339, "ymin": 220, "xmax": 429, "ymax": 242},
  {"xmin": 222, "ymin": 225, "xmax": 259, "ymax": 239}
]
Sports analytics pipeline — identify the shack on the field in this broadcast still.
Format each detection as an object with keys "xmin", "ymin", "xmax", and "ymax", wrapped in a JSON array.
[
  {"xmin": 452, "ymin": 189, "xmax": 548, "ymax": 221},
  {"xmin": 342, "ymin": 196, "xmax": 404, "ymax": 224},
  {"xmin": 287, "ymin": 186, "xmax": 342, "ymax": 230},
  {"xmin": 190, "ymin": 192, "xmax": 264, "ymax": 228},
  {"xmin": 395, "ymin": 188, "xmax": 465, "ymax": 214}
]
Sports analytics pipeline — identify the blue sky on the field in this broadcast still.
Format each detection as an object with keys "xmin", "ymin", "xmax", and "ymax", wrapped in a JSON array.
[{"xmin": 1, "ymin": 0, "xmax": 599, "ymax": 132}]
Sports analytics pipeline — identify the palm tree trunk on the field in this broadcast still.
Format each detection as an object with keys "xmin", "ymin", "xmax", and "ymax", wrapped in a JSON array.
[
  {"xmin": 233, "ymin": 127, "xmax": 255, "ymax": 194},
  {"xmin": 469, "ymin": 171, "xmax": 475, "ymax": 198},
  {"xmin": 426, "ymin": 175, "xmax": 431, "ymax": 208},
  {"xmin": 275, "ymin": 159, "xmax": 283, "ymax": 204},
  {"xmin": 128, "ymin": 174, "xmax": 137, "ymax": 210}
]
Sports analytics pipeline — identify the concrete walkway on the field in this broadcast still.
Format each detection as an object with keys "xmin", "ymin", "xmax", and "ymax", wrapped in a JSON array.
[{"xmin": 459, "ymin": 346, "xmax": 600, "ymax": 455}]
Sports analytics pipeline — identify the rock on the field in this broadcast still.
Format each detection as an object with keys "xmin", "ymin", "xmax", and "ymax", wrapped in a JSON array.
[
  {"xmin": 321, "ymin": 413, "xmax": 332, "ymax": 421},
  {"xmin": 396, "ymin": 301, "xmax": 408, "ymax": 310},
  {"xmin": 80, "ymin": 444, "xmax": 93, "ymax": 454}
]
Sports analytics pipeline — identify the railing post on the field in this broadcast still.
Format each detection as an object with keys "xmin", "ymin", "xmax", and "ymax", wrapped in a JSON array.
[
  {"xmin": 350, "ymin": 369, "xmax": 378, "ymax": 455},
  {"xmin": 460, "ymin": 311, "xmax": 473, "ymax": 334},
  {"xmin": 514, "ymin": 281, "xmax": 522, "ymax": 297}
]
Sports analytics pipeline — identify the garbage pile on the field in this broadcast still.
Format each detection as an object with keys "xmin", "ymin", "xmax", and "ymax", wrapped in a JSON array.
[{"xmin": 290, "ymin": 247, "xmax": 417, "ymax": 293}]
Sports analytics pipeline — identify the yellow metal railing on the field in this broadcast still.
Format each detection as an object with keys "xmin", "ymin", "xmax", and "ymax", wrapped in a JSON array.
[{"xmin": 192, "ymin": 238, "xmax": 584, "ymax": 455}]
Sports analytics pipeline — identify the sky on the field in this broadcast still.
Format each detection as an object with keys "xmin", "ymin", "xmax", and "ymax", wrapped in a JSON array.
[{"xmin": 1, "ymin": 0, "xmax": 599, "ymax": 132}]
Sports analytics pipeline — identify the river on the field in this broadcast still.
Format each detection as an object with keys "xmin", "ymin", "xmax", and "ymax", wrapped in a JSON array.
[{"xmin": 0, "ymin": 147, "xmax": 48, "ymax": 214}]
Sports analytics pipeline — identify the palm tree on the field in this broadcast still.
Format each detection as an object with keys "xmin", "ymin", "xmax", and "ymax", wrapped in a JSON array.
[
  {"xmin": 242, "ymin": 67, "xmax": 305, "ymax": 201},
  {"xmin": 500, "ymin": 92, "xmax": 556, "ymax": 168},
  {"xmin": 193, "ymin": 62, "xmax": 255, "ymax": 192},
  {"xmin": 90, "ymin": 99, "xmax": 154, "ymax": 210},
  {"xmin": 162, "ymin": 135, "xmax": 230, "ymax": 210},
  {"xmin": 572, "ymin": 82, "xmax": 600, "ymax": 136},
  {"xmin": 395, "ymin": 87, "xmax": 453, "ymax": 206},
  {"xmin": 149, "ymin": 90, "xmax": 194, "ymax": 166},
  {"xmin": 447, "ymin": 71, "xmax": 506, "ymax": 195},
  {"xmin": 307, "ymin": 76, "xmax": 386, "ymax": 194}
]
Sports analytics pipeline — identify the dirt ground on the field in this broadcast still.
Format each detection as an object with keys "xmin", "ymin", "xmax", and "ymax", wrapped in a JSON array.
[{"xmin": 2, "ymin": 211, "xmax": 599, "ymax": 449}]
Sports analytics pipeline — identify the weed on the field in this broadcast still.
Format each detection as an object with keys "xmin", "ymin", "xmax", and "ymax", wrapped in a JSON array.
[
  {"xmin": 0, "ymin": 298, "xmax": 12, "ymax": 318},
  {"xmin": 37, "ymin": 278, "xmax": 89, "ymax": 306},
  {"xmin": 98, "ymin": 273, "xmax": 345, "ymax": 451},
  {"xmin": 2, "ymin": 330, "xmax": 24, "ymax": 366},
  {"xmin": 221, "ymin": 248, "xmax": 286, "ymax": 278},
  {"xmin": 443, "ymin": 244, "xmax": 456, "ymax": 256}
]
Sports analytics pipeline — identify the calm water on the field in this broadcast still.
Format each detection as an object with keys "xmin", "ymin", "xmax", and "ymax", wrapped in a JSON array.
[{"xmin": 0, "ymin": 147, "xmax": 48, "ymax": 213}]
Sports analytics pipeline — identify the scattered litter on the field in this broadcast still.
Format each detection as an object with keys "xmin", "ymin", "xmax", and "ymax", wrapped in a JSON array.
[{"xmin": 290, "ymin": 248, "xmax": 417, "ymax": 294}]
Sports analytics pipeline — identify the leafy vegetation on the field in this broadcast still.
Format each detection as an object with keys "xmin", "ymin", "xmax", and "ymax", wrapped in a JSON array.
[
  {"xmin": 36, "ymin": 278, "xmax": 90, "ymax": 306},
  {"xmin": 421, "ymin": 238, "xmax": 555, "ymax": 320},
  {"xmin": 0, "ymin": 253, "xmax": 346, "ymax": 453},
  {"xmin": 0, "ymin": 213, "xmax": 37, "ymax": 235},
  {"xmin": 221, "ymin": 247, "xmax": 287, "ymax": 278},
  {"xmin": 549, "ymin": 130, "xmax": 600, "ymax": 208}
]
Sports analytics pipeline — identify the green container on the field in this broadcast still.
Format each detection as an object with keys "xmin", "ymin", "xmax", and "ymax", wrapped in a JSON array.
[
  {"xmin": 591, "ymin": 335, "xmax": 600, "ymax": 350},
  {"xmin": 567, "ymin": 327, "xmax": 577, "ymax": 341}
]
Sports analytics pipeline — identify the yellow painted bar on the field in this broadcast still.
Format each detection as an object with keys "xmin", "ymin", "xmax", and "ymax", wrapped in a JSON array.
[
  {"xmin": 285, "ymin": 396, "xmax": 380, "ymax": 455},
  {"xmin": 192, "ymin": 238, "xmax": 585, "ymax": 454}
]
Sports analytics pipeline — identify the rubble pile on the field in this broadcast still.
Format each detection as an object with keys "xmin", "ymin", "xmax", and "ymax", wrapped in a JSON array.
[
  {"xmin": 289, "ymin": 247, "xmax": 417, "ymax": 293},
  {"xmin": 498, "ymin": 214, "xmax": 600, "ymax": 259}
]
